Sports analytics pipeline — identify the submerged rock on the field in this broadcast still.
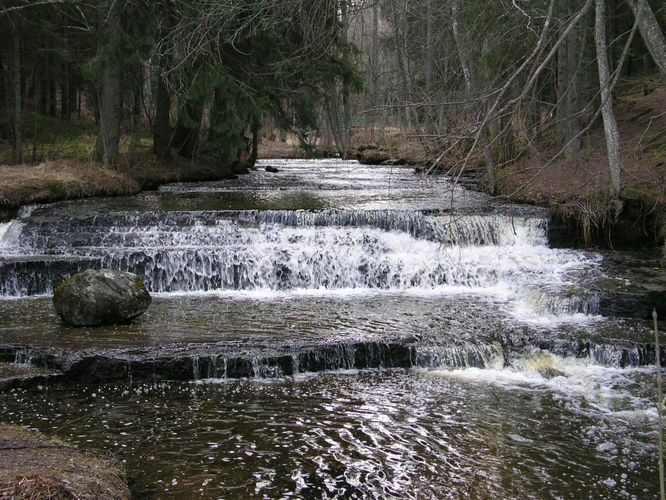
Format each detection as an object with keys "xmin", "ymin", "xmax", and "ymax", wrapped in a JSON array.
[{"xmin": 53, "ymin": 269, "xmax": 151, "ymax": 327}]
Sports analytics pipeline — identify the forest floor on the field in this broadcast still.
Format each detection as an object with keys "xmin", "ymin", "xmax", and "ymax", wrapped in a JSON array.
[{"xmin": 496, "ymin": 76, "xmax": 666, "ymax": 212}]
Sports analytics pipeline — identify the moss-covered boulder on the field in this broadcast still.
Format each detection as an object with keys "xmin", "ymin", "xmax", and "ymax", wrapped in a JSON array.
[
  {"xmin": 356, "ymin": 148, "xmax": 391, "ymax": 165},
  {"xmin": 53, "ymin": 269, "xmax": 151, "ymax": 327}
]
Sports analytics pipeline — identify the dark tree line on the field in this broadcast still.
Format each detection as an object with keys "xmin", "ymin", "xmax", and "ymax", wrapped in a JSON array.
[
  {"xmin": 2, "ymin": 0, "xmax": 665, "ymax": 198},
  {"xmin": 0, "ymin": 0, "xmax": 359, "ymax": 169}
]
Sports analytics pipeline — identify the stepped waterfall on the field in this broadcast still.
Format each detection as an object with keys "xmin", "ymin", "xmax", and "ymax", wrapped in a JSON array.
[{"xmin": 0, "ymin": 159, "xmax": 661, "ymax": 497}]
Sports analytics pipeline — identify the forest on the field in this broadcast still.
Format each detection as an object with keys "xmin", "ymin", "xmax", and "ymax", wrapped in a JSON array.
[{"xmin": 0, "ymin": 0, "xmax": 665, "ymax": 231}]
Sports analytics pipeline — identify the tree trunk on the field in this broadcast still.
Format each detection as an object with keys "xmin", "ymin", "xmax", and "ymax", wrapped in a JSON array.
[
  {"xmin": 369, "ymin": 0, "xmax": 379, "ymax": 139},
  {"xmin": 12, "ymin": 28, "xmax": 22, "ymax": 164},
  {"xmin": 0, "ymin": 51, "xmax": 6, "ymax": 114},
  {"xmin": 484, "ymin": 133, "xmax": 496, "ymax": 195},
  {"xmin": 324, "ymin": 87, "xmax": 347, "ymax": 157},
  {"xmin": 451, "ymin": 0, "xmax": 476, "ymax": 95},
  {"xmin": 153, "ymin": 72, "xmax": 171, "ymax": 160},
  {"xmin": 48, "ymin": 58, "xmax": 57, "ymax": 117},
  {"xmin": 389, "ymin": 0, "xmax": 411, "ymax": 133},
  {"xmin": 451, "ymin": 0, "xmax": 496, "ymax": 193},
  {"xmin": 626, "ymin": 0, "xmax": 666, "ymax": 73},
  {"xmin": 425, "ymin": 0, "xmax": 434, "ymax": 135},
  {"xmin": 61, "ymin": 63, "xmax": 70, "ymax": 120},
  {"xmin": 595, "ymin": 0, "xmax": 623, "ymax": 197},
  {"xmin": 94, "ymin": 1, "xmax": 123, "ymax": 166},
  {"xmin": 249, "ymin": 118, "xmax": 259, "ymax": 166},
  {"xmin": 173, "ymin": 102, "xmax": 202, "ymax": 159},
  {"xmin": 556, "ymin": 5, "xmax": 583, "ymax": 157}
]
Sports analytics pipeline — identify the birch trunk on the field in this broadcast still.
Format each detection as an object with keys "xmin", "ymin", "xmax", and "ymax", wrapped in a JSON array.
[
  {"xmin": 595, "ymin": 0, "xmax": 623, "ymax": 197},
  {"xmin": 627, "ymin": 0, "xmax": 666, "ymax": 73}
]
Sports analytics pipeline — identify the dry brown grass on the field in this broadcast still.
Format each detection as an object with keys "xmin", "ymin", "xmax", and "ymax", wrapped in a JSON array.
[
  {"xmin": 0, "ymin": 475, "xmax": 76, "ymax": 499},
  {"xmin": 0, "ymin": 424, "xmax": 129, "ymax": 499},
  {"xmin": 0, "ymin": 152, "xmax": 239, "ymax": 211},
  {"xmin": 0, "ymin": 161, "xmax": 140, "ymax": 209}
]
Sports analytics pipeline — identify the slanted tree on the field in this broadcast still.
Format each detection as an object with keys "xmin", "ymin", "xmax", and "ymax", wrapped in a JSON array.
[
  {"xmin": 595, "ymin": 0, "xmax": 623, "ymax": 197},
  {"xmin": 627, "ymin": 0, "xmax": 666, "ymax": 73}
]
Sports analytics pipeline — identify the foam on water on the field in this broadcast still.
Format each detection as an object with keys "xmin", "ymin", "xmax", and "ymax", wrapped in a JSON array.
[
  {"xmin": 0, "ymin": 159, "xmax": 661, "ymax": 498},
  {"xmin": 0, "ymin": 160, "xmax": 619, "ymax": 325},
  {"xmin": 431, "ymin": 349, "xmax": 658, "ymax": 419}
]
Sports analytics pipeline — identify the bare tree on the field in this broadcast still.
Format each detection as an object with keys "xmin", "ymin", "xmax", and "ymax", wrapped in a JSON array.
[
  {"xmin": 627, "ymin": 0, "xmax": 666, "ymax": 74},
  {"xmin": 595, "ymin": 0, "xmax": 623, "ymax": 197}
]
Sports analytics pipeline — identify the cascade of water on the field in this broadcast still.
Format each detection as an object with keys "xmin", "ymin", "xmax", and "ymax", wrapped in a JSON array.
[
  {"xmin": 9, "ymin": 210, "xmax": 548, "ymax": 251},
  {"xmin": 0, "ymin": 160, "xmax": 615, "ymax": 344},
  {"xmin": 14, "ymin": 348, "xmax": 36, "ymax": 365},
  {"xmin": 0, "ymin": 219, "xmax": 597, "ymax": 299},
  {"xmin": 0, "ymin": 221, "xmax": 23, "ymax": 250},
  {"xmin": 414, "ymin": 343, "xmax": 505, "ymax": 369},
  {"xmin": 515, "ymin": 286, "xmax": 602, "ymax": 320}
]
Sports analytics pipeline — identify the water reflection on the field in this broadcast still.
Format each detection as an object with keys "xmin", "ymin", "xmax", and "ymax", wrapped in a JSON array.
[{"xmin": 0, "ymin": 369, "xmax": 657, "ymax": 498}]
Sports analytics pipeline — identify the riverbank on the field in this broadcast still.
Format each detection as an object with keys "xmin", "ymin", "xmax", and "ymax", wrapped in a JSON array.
[
  {"xmin": 0, "ymin": 154, "xmax": 237, "ymax": 219},
  {"xmin": 496, "ymin": 78, "xmax": 666, "ymax": 249},
  {"xmin": 2, "ymin": 78, "xmax": 665, "ymax": 251},
  {"xmin": 0, "ymin": 423, "xmax": 129, "ymax": 498}
]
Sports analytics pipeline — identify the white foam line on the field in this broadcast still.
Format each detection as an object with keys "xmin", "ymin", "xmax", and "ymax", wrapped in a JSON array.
[
  {"xmin": 427, "ymin": 355, "xmax": 657, "ymax": 418},
  {"xmin": 151, "ymin": 284, "xmax": 513, "ymax": 301}
]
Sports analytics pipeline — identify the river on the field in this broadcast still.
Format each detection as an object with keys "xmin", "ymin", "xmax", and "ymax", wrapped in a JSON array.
[{"xmin": 0, "ymin": 159, "xmax": 661, "ymax": 498}]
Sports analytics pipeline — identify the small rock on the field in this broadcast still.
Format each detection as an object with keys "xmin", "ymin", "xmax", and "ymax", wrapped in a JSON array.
[
  {"xmin": 53, "ymin": 269, "xmax": 151, "ymax": 327},
  {"xmin": 265, "ymin": 165, "xmax": 280, "ymax": 173},
  {"xmin": 356, "ymin": 148, "xmax": 391, "ymax": 165}
]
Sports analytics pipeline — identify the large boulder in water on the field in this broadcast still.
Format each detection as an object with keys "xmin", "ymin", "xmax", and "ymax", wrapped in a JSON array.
[{"xmin": 53, "ymin": 269, "xmax": 151, "ymax": 327}]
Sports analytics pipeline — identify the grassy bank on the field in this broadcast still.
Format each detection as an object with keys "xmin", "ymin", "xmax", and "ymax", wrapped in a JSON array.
[
  {"xmin": 0, "ymin": 424, "xmax": 129, "ymax": 499},
  {"xmin": 0, "ymin": 153, "xmax": 237, "ymax": 218}
]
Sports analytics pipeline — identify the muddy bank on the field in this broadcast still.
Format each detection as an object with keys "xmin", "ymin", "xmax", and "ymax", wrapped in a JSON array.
[{"xmin": 0, "ymin": 424, "xmax": 129, "ymax": 499}]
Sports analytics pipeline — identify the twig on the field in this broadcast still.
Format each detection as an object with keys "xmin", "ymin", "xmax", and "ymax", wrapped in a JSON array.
[{"xmin": 654, "ymin": 307, "xmax": 665, "ymax": 500}]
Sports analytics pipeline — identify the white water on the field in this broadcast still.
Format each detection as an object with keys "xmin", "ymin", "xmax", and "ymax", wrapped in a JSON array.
[
  {"xmin": 433, "ymin": 350, "xmax": 657, "ymax": 420},
  {"xmin": 0, "ymin": 160, "xmax": 644, "ymax": 336},
  {"xmin": 0, "ymin": 159, "xmax": 660, "ymax": 497},
  {"xmin": 0, "ymin": 221, "xmax": 21, "ymax": 249}
]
